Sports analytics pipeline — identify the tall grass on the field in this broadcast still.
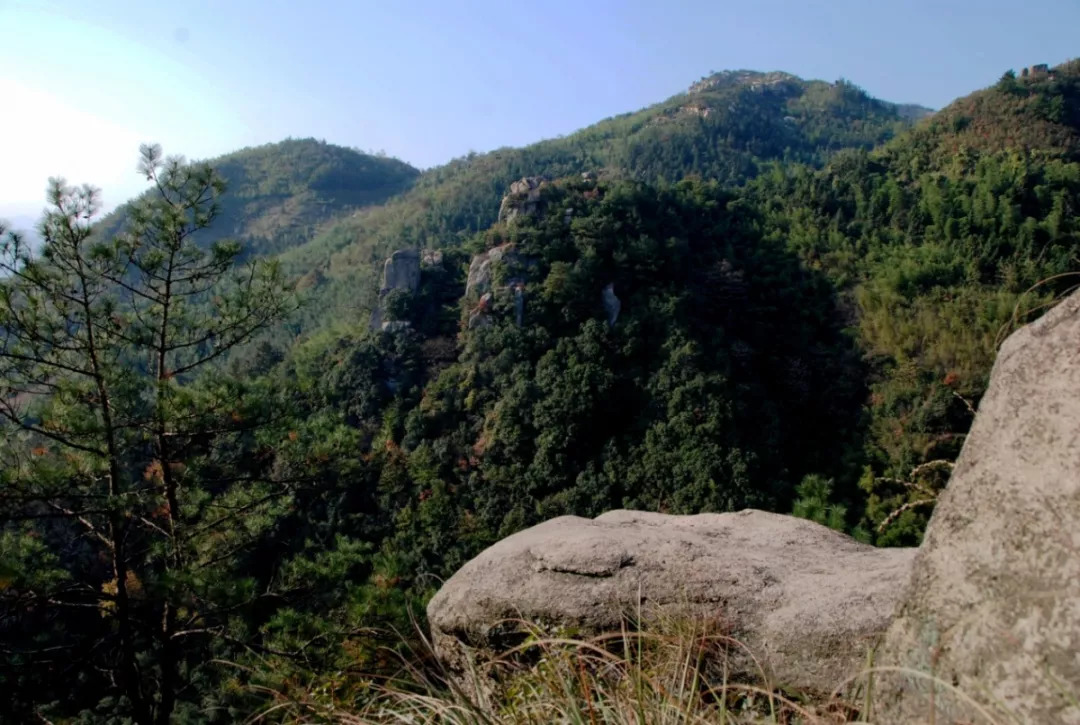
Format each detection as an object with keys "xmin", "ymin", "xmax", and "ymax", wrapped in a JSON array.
[{"xmin": 246, "ymin": 615, "xmax": 993, "ymax": 724}]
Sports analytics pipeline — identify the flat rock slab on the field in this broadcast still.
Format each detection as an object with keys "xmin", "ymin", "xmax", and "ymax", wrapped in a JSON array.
[{"xmin": 428, "ymin": 509, "xmax": 915, "ymax": 697}]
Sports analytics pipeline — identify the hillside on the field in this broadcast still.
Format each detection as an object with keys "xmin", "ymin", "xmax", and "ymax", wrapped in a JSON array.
[
  {"xmin": 93, "ymin": 138, "xmax": 420, "ymax": 260},
  {"xmin": 883, "ymin": 59, "xmax": 1080, "ymax": 170},
  {"xmin": 276, "ymin": 71, "xmax": 921, "ymax": 328},
  {"xmin": 748, "ymin": 58, "xmax": 1080, "ymax": 541}
]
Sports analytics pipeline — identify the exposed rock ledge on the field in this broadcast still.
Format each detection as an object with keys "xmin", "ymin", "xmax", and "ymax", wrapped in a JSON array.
[{"xmin": 428, "ymin": 509, "xmax": 915, "ymax": 699}]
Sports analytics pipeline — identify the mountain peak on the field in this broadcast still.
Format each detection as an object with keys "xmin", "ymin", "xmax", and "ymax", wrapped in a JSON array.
[{"xmin": 688, "ymin": 70, "xmax": 801, "ymax": 94}]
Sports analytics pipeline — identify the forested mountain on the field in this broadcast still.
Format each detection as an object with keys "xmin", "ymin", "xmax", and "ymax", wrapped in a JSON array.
[
  {"xmin": 94, "ymin": 138, "xmax": 420, "ymax": 260},
  {"xmin": 749, "ymin": 58, "xmax": 1080, "ymax": 541},
  {"xmin": 276, "ymin": 71, "xmax": 920, "ymax": 329},
  {"xmin": 4, "ymin": 62, "xmax": 1080, "ymax": 721}
]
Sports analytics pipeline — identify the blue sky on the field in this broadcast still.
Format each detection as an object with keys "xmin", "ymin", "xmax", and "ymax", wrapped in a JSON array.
[{"xmin": 2, "ymin": 0, "xmax": 1077, "ymax": 221}]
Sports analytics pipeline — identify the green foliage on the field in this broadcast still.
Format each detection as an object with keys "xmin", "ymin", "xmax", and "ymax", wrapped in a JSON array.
[
  {"xmin": 748, "ymin": 60, "xmax": 1080, "ymax": 538},
  {"xmin": 0, "ymin": 148, "xmax": 296, "ymax": 722}
]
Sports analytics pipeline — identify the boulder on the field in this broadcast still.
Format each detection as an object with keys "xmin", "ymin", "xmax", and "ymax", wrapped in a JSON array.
[
  {"xmin": 497, "ymin": 177, "xmax": 547, "ymax": 224},
  {"xmin": 877, "ymin": 290, "xmax": 1080, "ymax": 724},
  {"xmin": 380, "ymin": 248, "xmax": 420, "ymax": 295},
  {"xmin": 465, "ymin": 244, "xmax": 535, "ymax": 301},
  {"xmin": 465, "ymin": 245, "xmax": 506, "ymax": 300},
  {"xmin": 428, "ymin": 509, "xmax": 915, "ymax": 699}
]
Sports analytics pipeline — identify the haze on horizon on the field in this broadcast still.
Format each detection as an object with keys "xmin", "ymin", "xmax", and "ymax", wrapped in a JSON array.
[{"xmin": 3, "ymin": 0, "xmax": 1077, "ymax": 223}]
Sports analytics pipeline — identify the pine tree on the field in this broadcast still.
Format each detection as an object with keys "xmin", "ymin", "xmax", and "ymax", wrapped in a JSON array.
[{"xmin": 0, "ymin": 145, "xmax": 296, "ymax": 722}]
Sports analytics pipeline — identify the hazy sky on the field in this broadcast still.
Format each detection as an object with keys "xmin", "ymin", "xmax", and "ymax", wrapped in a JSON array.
[{"xmin": 2, "ymin": 0, "xmax": 1077, "ymax": 221}]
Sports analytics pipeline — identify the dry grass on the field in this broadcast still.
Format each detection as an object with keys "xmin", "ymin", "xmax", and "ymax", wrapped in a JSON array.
[{"xmin": 247, "ymin": 613, "xmax": 1028, "ymax": 725}]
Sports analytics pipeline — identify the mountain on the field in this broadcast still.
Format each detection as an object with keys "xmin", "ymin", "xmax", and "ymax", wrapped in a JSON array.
[
  {"xmin": 277, "ymin": 71, "xmax": 922, "ymax": 329},
  {"xmin": 891, "ymin": 102, "xmax": 936, "ymax": 122},
  {"xmin": 93, "ymin": 138, "xmax": 420, "ymax": 260},
  {"xmin": 884, "ymin": 59, "xmax": 1080, "ymax": 168}
]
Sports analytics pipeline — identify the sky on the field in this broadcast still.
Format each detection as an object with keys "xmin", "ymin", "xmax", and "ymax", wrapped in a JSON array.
[{"xmin": 2, "ymin": 0, "xmax": 1077, "ymax": 223}]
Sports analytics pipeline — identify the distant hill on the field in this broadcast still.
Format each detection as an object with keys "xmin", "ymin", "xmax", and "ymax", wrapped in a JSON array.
[
  {"xmin": 883, "ymin": 59, "xmax": 1080, "ymax": 168},
  {"xmin": 891, "ymin": 102, "xmax": 935, "ymax": 122},
  {"xmin": 93, "ymin": 138, "xmax": 420, "ymax": 260}
]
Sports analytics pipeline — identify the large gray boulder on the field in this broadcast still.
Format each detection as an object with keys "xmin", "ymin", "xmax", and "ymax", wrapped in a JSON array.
[
  {"xmin": 428, "ymin": 509, "xmax": 915, "ymax": 699},
  {"xmin": 877, "ymin": 290, "xmax": 1080, "ymax": 724},
  {"xmin": 465, "ymin": 245, "xmax": 511, "ymax": 300}
]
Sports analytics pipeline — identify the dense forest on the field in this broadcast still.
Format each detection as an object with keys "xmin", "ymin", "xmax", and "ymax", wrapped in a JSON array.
[{"xmin": 1, "ymin": 62, "xmax": 1078, "ymax": 721}]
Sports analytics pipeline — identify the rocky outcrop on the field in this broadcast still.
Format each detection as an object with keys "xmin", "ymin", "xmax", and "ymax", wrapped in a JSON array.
[
  {"xmin": 370, "ymin": 248, "xmax": 421, "ymax": 331},
  {"xmin": 380, "ymin": 320, "xmax": 411, "ymax": 334},
  {"xmin": 877, "ymin": 290, "xmax": 1080, "ymax": 724},
  {"xmin": 380, "ymin": 249, "xmax": 420, "ymax": 295},
  {"xmin": 497, "ymin": 177, "xmax": 547, "ymax": 224},
  {"xmin": 464, "ymin": 244, "xmax": 535, "ymax": 328},
  {"xmin": 467, "ymin": 293, "xmax": 494, "ymax": 330},
  {"xmin": 427, "ymin": 509, "xmax": 915, "ymax": 699},
  {"xmin": 421, "ymin": 249, "xmax": 444, "ymax": 268},
  {"xmin": 602, "ymin": 283, "xmax": 620, "ymax": 327}
]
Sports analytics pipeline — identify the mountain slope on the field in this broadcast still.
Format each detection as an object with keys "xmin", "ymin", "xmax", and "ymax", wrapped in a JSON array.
[
  {"xmin": 94, "ymin": 138, "xmax": 420, "ymax": 260},
  {"xmin": 882, "ymin": 59, "xmax": 1080, "ymax": 170},
  {"xmin": 748, "ymin": 58, "xmax": 1080, "ymax": 542},
  {"xmin": 278, "ymin": 71, "xmax": 922, "ymax": 329}
]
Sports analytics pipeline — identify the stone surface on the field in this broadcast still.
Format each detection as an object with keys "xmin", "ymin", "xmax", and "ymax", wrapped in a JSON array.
[
  {"xmin": 877, "ymin": 290, "xmax": 1080, "ymax": 724},
  {"xmin": 370, "ymin": 248, "xmax": 421, "ymax": 331},
  {"xmin": 467, "ymin": 292, "xmax": 494, "ymax": 330},
  {"xmin": 428, "ymin": 509, "xmax": 915, "ymax": 698},
  {"xmin": 465, "ymin": 245, "xmax": 508, "ymax": 300},
  {"xmin": 497, "ymin": 177, "xmax": 547, "ymax": 224},
  {"xmin": 380, "ymin": 248, "xmax": 420, "ymax": 295},
  {"xmin": 602, "ymin": 283, "xmax": 621, "ymax": 327},
  {"xmin": 421, "ymin": 249, "xmax": 444, "ymax": 268},
  {"xmin": 380, "ymin": 320, "xmax": 411, "ymax": 334}
]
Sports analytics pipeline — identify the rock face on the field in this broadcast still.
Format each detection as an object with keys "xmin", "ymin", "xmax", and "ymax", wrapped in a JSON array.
[
  {"xmin": 428, "ymin": 509, "xmax": 915, "ymax": 698},
  {"xmin": 464, "ymin": 244, "xmax": 534, "ymax": 328},
  {"xmin": 421, "ymin": 249, "xmax": 443, "ymax": 269},
  {"xmin": 497, "ymin": 177, "xmax": 547, "ymax": 224},
  {"xmin": 370, "ymin": 248, "xmax": 421, "ymax": 330},
  {"xmin": 877, "ymin": 290, "xmax": 1080, "ymax": 724},
  {"xmin": 380, "ymin": 248, "xmax": 420, "ymax": 295},
  {"xmin": 380, "ymin": 320, "xmax": 411, "ymax": 334}
]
